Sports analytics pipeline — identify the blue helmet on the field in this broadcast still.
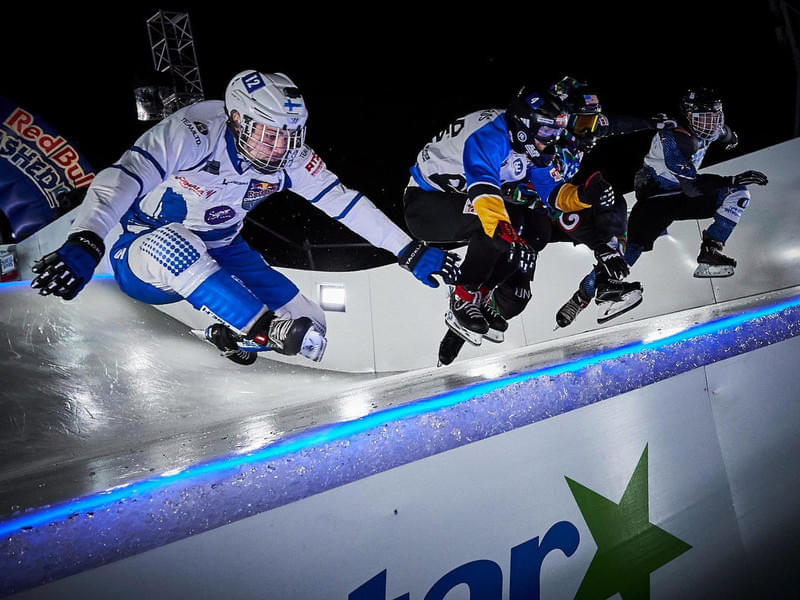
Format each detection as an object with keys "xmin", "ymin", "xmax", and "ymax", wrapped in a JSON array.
[{"xmin": 506, "ymin": 86, "xmax": 568, "ymax": 160}]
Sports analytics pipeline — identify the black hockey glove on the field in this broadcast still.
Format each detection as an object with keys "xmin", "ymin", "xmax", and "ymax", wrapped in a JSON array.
[
  {"xmin": 398, "ymin": 240, "xmax": 461, "ymax": 288},
  {"xmin": 724, "ymin": 130, "xmax": 739, "ymax": 151},
  {"xmin": 578, "ymin": 172, "xmax": 616, "ymax": 209},
  {"xmin": 594, "ymin": 244, "xmax": 629, "ymax": 280},
  {"xmin": 727, "ymin": 170, "xmax": 768, "ymax": 187},
  {"xmin": 31, "ymin": 231, "xmax": 105, "ymax": 300},
  {"xmin": 494, "ymin": 221, "xmax": 536, "ymax": 274}
]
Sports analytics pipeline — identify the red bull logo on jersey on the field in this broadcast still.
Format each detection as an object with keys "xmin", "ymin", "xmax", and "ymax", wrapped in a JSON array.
[{"xmin": 242, "ymin": 179, "xmax": 280, "ymax": 210}]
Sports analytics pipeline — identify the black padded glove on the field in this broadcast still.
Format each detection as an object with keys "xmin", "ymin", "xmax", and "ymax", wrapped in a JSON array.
[
  {"xmin": 594, "ymin": 244, "xmax": 629, "ymax": 280},
  {"xmin": 726, "ymin": 170, "xmax": 768, "ymax": 187}
]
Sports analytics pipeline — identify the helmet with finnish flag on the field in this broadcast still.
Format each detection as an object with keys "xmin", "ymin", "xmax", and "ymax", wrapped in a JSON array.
[
  {"xmin": 224, "ymin": 70, "xmax": 308, "ymax": 173},
  {"xmin": 680, "ymin": 87, "xmax": 724, "ymax": 141},
  {"xmin": 506, "ymin": 86, "xmax": 569, "ymax": 160}
]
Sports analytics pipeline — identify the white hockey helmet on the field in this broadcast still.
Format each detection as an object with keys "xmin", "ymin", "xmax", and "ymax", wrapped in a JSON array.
[{"xmin": 224, "ymin": 71, "xmax": 308, "ymax": 173}]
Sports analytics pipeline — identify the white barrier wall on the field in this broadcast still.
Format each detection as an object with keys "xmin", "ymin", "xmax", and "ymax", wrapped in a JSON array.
[
  {"xmin": 14, "ymin": 332, "xmax": 800, "ymax": 600},
  {"xmin": 10, "ymin": 139, "xmax": 800, "ymax": 372}
]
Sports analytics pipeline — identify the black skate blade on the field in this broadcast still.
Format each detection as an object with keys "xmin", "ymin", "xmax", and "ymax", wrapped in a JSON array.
[
  {"xmin": 224, "ymin": 350, "xmax": 258, "ymax": 366},
  {"xmin": 597, "ymin": 295, "xmax": 643, "ymax": 324},
  {"xmin": 438, "ymin": 330, "xmax": 466, "ymax": 366}
]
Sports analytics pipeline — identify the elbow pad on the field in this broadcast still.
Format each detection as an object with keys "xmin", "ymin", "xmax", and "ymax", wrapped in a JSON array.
[
  {"xmin": 473, "ymin": 194, "xmax": 511, "ymax": 237},
  {"xmin": 554, "ymin": 183, "xmax": 592, "ymax": 213}
]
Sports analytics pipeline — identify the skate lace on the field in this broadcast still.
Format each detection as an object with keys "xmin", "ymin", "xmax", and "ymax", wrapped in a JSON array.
[
  {"xmin": 456, "ymin": 298, "xmax": 484, "ymax": 320},
  {"xmin": 482, "ymin": 295, "xmax": 503, "ymax": 318},
  {"xmin": 562, "ymin": 298, "xmax": 581, "ymax": 319},
  {"xmin": 267, "ymin": 317, "xmax": 292, "ymax": 348}
]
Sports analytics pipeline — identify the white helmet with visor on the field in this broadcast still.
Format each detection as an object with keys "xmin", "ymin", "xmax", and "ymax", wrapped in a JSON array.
[{"xmin": 225, "ymin": 71, "xmax": 308, "ymax": 173}]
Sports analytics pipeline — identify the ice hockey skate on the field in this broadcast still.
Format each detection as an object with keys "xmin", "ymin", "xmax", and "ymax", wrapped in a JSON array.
[
  {"xmin": 555, "ymin": 290, "xmax": 591, "ymax": 329},
  {"xmin": 198, "ymin": 324, "xmax": 258, "ymax": 365},
  {"xmin": 445, "ymin": 287, "xmax": 489, "ymax": 346},
  {"xmin": 194, "ymin": 314, "xmax": 327, "ymax": 364},
  {"xmin": 438, "ymin": 329, "xmax": 466, "ymax": 366},
  {"xmin": 480, "ymin": 291, "xmax": 508, "ymax": 343},
  {"xmin": 261, "ymin": 315, "xmax": 327, "ymax": 361},
  {"xmin": 694, "ymin": 236, "xmax": 736, "ymax": 278},
  {"xmin": 595, "ymin": 280, "xmax": 643, "ymax": 324}
]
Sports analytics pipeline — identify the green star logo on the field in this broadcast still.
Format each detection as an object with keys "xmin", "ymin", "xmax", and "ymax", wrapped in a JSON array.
[{"xmin": 566, "ymin": 445, "xmax": 691, "ymax": 600}]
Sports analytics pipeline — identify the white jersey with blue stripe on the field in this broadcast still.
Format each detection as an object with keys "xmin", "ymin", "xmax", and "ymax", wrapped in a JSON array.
[
  {"xmin": 71, "ymin": 100, "xmax": 411, "ymax": 254},
  {"xmin": 410, "ymin": 109, "xmax": 531, "ymax": 196}
]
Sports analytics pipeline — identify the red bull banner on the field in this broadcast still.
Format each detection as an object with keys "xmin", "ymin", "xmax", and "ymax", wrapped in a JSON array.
[{"xmin": 0, "ymin": 96, "xmax": 94, "ymax": 241}]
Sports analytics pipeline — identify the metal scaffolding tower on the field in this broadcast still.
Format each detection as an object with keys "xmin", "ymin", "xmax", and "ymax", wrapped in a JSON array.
[{"xmin": 136, "ymin": 10, "xmax": 205, "ymax": 120}]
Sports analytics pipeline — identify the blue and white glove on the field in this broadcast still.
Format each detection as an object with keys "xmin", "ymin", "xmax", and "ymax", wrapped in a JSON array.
[
  {"xmin": 398, "ymin": 240, "xmax": 461, "ymax": 288},
  {"xmin": 31, "ymin": 231, "xmax": 105, "ymax": 300}
]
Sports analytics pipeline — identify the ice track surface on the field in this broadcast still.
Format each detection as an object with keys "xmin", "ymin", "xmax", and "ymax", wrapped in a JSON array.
[{"xmin": 2, "ymin": 138, "xmax": 800, "ymax": 518}]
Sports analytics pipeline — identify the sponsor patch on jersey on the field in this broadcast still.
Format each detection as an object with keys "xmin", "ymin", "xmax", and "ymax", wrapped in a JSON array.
[
  {"xmin": 242, "ymin": 179, "xmax": 280, "ymax": 210},
  {"xmin": 180, "ymin": 118, "xmax": 204, "ymax": 146},
  {"xmin": 193, "ymin": 121, "xmax": 209, "ymax": 135},
  {"xmin": 304, "ymin": 152, "xmax": 324, "ymax": 176},
  {"xmin": 204, "ymin": 205, "xmax": 236, "ymax": 224},
  {"xmin": 513, "ymin": 157, "xmax": 524, "ymax": 176},
  {"xmin": 175, "ymin": 176, "xmax": 216, "ymax": 198}
]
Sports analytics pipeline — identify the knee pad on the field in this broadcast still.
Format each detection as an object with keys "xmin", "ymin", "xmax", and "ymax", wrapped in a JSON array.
[
  {"xmin": 716, "ymin": 187, "xmax": 750, "ymax": 225},
  {"xmin": 493, "ymin": 282, "xmax": 532, "ymax": 320},
  {"xmin": 129, "ymin": 223, "xmax": 220, "ymax": 296}
]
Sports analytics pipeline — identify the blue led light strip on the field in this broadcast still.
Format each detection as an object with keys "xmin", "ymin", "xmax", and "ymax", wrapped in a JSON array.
[{"xmin": 1, "ymin": 294, "xmax": 800, "ymax": 537}]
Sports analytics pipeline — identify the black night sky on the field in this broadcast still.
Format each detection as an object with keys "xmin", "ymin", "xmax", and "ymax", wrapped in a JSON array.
[{"xmin": 4, "ymin": 3, "xmax": 796, "ymax": 269}]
